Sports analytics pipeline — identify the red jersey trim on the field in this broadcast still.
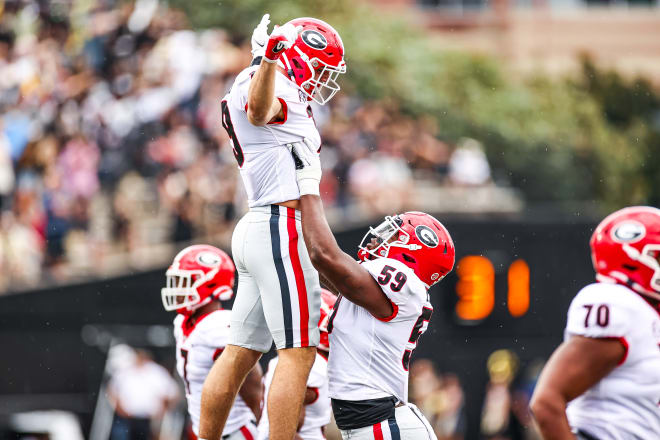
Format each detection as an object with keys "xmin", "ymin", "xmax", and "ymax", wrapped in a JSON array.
[
  {"xmin": 239, "ymin": 425, "xmax": 254, "ymax": 440},
  {"xmin": 307, "ymin": 386, "xmax": 320, "ymax": 404},
  {"xmin": 267, "ymin": 98, "xmax": 288, "ymax": 125},
  {"xmin": 376, "ymin": 301, "xmax": 399, "ymax": 322},
  {"xmin": 181, "ymin": 310, "xmax": 216, "ymax": 338},
  {"xmin": 604, "ymin": 336, "xmax": 629, "ymax": 366}
]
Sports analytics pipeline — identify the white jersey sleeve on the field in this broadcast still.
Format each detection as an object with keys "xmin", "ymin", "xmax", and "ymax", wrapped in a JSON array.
[
  {"xmin": 360, "ymin": 258, "xmax": 427, "ymax": 320},
  {"xmin": 564, "ymin": 283, "xmax": 660, "ymax": 440},
  {"xmin": 565, "ymin": 283, "xmax": 632, "ymax": 339}
]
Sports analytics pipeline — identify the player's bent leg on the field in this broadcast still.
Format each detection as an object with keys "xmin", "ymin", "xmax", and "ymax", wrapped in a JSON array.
[
  {"xmin": 199, "ymin": 345, "xmax": 262, "ymax": 440},
  {"xmin": 267, "ymin": 346, "xmax": 316, "ymax": 440}
]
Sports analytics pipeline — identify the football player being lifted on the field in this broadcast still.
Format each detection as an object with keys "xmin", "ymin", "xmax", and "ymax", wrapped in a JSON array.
[
  {"xmin": 200, "ymin": 14, "xmax": 346, "ymax": 440},
  {"xmin": 290, "ymin": 141, "xmax": 455, "ymax": 439},
  {"xmin": 258, "ymin": 290, "xmax": 337, "ymax": 440},
  {"xmin": 161, "ymin": 245, "xmax": 262, "ymax": 439},
  {"xmin": 531, "ymin": 207, "xmax": 660, "ymax": 440}
]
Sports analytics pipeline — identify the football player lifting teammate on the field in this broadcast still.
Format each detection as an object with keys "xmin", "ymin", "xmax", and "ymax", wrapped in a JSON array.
[
  {"xmin": 290, "ymin": 141, "xmax": 455, "ymax": 439},
  {"xmin": 161, "ymin": 245, "xmax": 262, "ymax": 439},
  {"xmin": 199, "ymin": 14, "xmax": 346, "ymax": 440},
  {"xmin": 531, "ymin": 207, "xmax": 660, "ymax": 440}
]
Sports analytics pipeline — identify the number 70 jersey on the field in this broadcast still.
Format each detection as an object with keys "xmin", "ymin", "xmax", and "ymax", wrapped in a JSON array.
[
  {"xmin": 564, "ymin": 282, "xmax": 660, "ymax": 440},
  {"xmin": 328, "ymin": 257, "xmax": 432, "ymax": 403}
]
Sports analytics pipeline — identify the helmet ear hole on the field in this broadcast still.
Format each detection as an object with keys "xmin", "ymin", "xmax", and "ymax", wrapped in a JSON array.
[
  {"xmin": 402, "ymin": 253, "xmax": 416, "ymax": 264},
  {"xmin": 292, "ymin": 58, "xmax": 303, "ymax": 69}
]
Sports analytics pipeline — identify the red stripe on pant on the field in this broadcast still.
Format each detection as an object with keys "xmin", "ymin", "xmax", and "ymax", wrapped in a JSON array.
[
  {"xmin": 240, "ymin": 425, "xmax": 254, "ymax": 440},
  {"xmin": 373, "ymin": 422, "xmax": 384, "ymax": 440},
  {"xmin": 287, "ymin": 208, "xmax": 309, "ymax": 346}
]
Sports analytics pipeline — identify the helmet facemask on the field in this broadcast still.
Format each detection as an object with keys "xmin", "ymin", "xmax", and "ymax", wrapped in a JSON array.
[
  {"xmin": 161, "ymin": 267, "xmax": 232, "ymax": 313},
  {"xmin": 359, "ymin": 215, "xmax": 423, "ymax": 260},
  {"xmin": 286, "ymin": 46, "xmax": 346, "ymax": 105},
  {"xmin": 626, "ymin": 243, "xmax": 660, "ymax": 299},
  {"xmin": 161, "ymin": 270, "xmax": 203, "ymax": 312},
  {"xmin": 601, "ymin": 243, "xmax": 660, "ymax": 301}
]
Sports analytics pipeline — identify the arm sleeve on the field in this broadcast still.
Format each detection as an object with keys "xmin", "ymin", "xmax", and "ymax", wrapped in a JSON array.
[
  {"xmin": 565, "ymin": 285, "xmax": 632, "ymax": 339},
  {"xmin": 361, "ymin": 259, "xmax": 423, "ymax": 321}
]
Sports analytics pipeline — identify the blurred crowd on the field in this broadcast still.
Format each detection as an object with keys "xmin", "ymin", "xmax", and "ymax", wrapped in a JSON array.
[
  {"xmin": 408, "ymin": 351, "xmax": 543, "ymax": 440},
  {"xmin": 0, "ymin": 0, "xmax": 493, "ymax": 291}
]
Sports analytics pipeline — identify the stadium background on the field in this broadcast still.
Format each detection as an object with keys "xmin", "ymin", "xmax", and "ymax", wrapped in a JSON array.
[{"xmin": 0, "ymin": 0, "xmax": 659, "ymax": 439}]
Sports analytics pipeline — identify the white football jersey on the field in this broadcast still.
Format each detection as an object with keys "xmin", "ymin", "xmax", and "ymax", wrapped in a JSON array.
[
  {"xmin": 222, "ymin": 66, "xmax": 321, "ymax": 208},
  {"xmin": 328, "ymin": 258, "xmax": 432, "ymax": 403},
  {"xmin": 173, "ymin": 311, "xmax": 255, "ymax": 436},
  {"xmin": 258, "ymin": 353, "xmax": 330, "ymax": 440},
  {"xmin": 564, "ymin": 282, "xmax": 660, "ymax": 440}
]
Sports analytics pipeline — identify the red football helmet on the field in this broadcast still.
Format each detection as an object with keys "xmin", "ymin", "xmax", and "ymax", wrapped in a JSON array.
[
  {"xmin": 279, "ymin": 17, "xmax": 346, "ymax": 105},
  {"xmin": 358, "ymin": 212, "xmax": 455, "ymax": 288},
  {"xmin": 318, "ymin": 289, "xmax": 337, "ymax": 352},
  {"xmin": 590, "ymin": 206, "xmax": 660, "ymax": 300},
  {"xmin": 161, "ymin": 245, "xmax": 236, "ymax": 315}
]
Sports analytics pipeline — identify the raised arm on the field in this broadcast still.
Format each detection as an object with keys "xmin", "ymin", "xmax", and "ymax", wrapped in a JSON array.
[
  {"xmin": 246, "ymin": 22, "xmax": 300, "ymax": 126},
  {"xmin": 291, "ymin": 140, "xmax": 392, "ymax": 319},
  {"xmin": 298, "ymin": 195, "xmax": 392, "ymax": 318},
  {"xmin": 246, "ymin": 62, "xmax": 282, "ymax": 126}
]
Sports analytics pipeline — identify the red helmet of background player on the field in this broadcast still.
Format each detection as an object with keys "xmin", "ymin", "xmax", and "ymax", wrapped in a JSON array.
[
  {"xmin": 358, "ymin": 212, "xmax": 455, "ymax": 288},
  {"xmin": 318, "ymin": 289, "xmax": 337, "ymax": 352},
  {"xmin": 278, "ymin": 17, "xmax": 346, "ymax": 105},
  {"xmin": 590, "ymin": 206, "xmax": 660, "ymax": 300},
  {"xmin": 161, "ymin": 245, "xmax": 236, "ymax": 315}
]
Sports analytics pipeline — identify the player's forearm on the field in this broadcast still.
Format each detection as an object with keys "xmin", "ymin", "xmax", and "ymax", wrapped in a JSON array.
[
  {"xmin": 247, "ymin": 61, "xmax": 278, "ymax": 125},
  {"xmin": 299, "ymin": 195, "xmax": 344, "ymax": 270},
  {"xmin": 530, "ymin": 392, "xmax": 575, "ymax": 440}
]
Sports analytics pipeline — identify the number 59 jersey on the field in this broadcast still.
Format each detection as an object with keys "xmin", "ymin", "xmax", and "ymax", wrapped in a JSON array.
[
  {"xmin": 564, "ymin": 282, "xmax": 660, "ymax": 440},
  {"xmin": 328, "ymin": 258, "xmax": 432, "ymax": 403}
]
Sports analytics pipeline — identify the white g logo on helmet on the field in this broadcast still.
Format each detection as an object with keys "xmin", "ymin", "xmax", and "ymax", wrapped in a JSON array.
[
  {"xmin": 301, "ymin": 30, "xmax": 327, "ymax": 50},
  {"xmin": 197, "ymin": 252, "xmax": 221, "ymax": 267},
  {"xmin": 611, "ymin": 221, "xmax": 646, "ymax": 244},
  {"xmin": 415, "ymin": 225, "xmax": 439, "ymax": 248}
]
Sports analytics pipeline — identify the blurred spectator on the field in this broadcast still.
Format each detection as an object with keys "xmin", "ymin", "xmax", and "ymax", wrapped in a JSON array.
[
  {"xmin": 0, "ymin": 0, "xmax": 494, "ymax": 292},
  {"xmin": 448, "ymin": 138, "xmax": 492, "ymax": 186},
  {"xmin": 480, "ymin": 349, "xmax": 541, "ymax": 440},
  {"xmin": 409, "ymin": 359, "xmax": 466, "ymax": 440},
  {"xmin": 106, "ymin": 348, "xmax": 180, "ymax": 440}
]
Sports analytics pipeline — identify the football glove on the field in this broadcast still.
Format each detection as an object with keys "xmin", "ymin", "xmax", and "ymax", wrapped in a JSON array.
[
  {"xmin": 264, "ymin": 23, "xmax": 302, "ymax": 63},
  {"xmin": 290, "ymin": 138, "xmax": 322, "ymax": 196},
  {"xmin": 250, "ymin": 14, "xmax": 270, "ymax": 59}
]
